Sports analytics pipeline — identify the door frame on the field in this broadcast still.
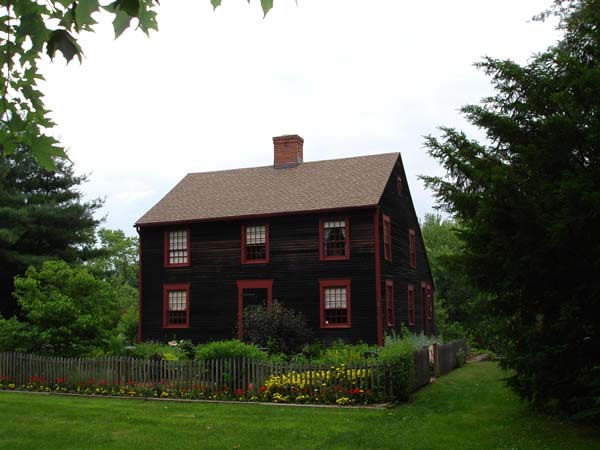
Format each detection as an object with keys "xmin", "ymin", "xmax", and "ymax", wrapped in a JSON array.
[{"xmin": 236, "ymin": 279, "xmax": 273, "ymax": 339}]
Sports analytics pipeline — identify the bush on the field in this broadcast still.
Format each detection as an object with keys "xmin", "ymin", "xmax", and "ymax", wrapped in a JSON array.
[
  {"xmin": 378, "ymin": 334, "xmax": 415, "ymax": 401},
  {"xmin": 242, "ymin": 301, "xmax": 311, "ymax": 355},
  {"xmin": 3, "ymin": 261, "xmax": 121, "ymax": 357},
  {"xmin": 195, "ymin": 340, "xmax": 266, "ymax": 361},
  {"xmin": 131, "ymin": 342, "xmax": 188, "ymax": 361}
]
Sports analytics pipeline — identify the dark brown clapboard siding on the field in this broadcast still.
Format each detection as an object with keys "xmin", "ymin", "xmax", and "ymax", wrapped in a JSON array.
[
  {"xmin": 140, "ymin": 209, "xmax": 378, "ymax": 345},
  {"xmin": 378, "ymin": 156, "xmax": 436, "ymax": 336}
]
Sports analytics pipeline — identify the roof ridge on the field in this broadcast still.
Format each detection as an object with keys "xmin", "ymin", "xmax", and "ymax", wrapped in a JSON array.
[{"xmin": 185, "ymin": 151, "xmax": 401, "ymax": 176}]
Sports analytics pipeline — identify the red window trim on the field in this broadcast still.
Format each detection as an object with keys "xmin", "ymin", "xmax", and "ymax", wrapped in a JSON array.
[
  {"xmin": 163, "ymin": 283, "xmax": 190, "ymax": 329},
  {"xmin": 236, "ymin": 279, "xmax": 273, "ymax": 339},
  {"xmin": 409, "ymin": 228, "xmax": 417, "ymax": 268},
  {"xmin": 408, "ymin": 284, "xmax": 415, "ymax": 326},
  {"xmin": 383, "ymin": 214, "xmax": 392, "ymax": 261},
  {"xmin": 319, "ymin": 278, "xmax": 352, "ymax": 329},
  {"xmin": 385, "ymin": 279, "xmax": 395, "ymax": 327},
  {"xmin": 241, "ymin": 224, "xmax": 270, "ymax": 264},
  {"xmin": 319, "ymin": 217, "xmax": 350, "ymax": 261},
  {"xmin": 163, "ymin": 229, "xmax": 190, "ymax": 267},
  {"xmin": 397, "ymin": 176, "xmax": 403, "ymax": 196}
]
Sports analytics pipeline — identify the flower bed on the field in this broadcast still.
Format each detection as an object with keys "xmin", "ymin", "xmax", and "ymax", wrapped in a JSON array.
[{"xmin": 0, "ymin": 365, "xmax": 384, "ymax": 405}]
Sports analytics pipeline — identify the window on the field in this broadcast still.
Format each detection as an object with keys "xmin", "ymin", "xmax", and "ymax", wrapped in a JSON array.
[
  {"xmin": 386, "ymin": 280, "xmax": 395, "ymax": 327},
  {"xmin": 164, "ymin": 230, "xmax": 189, "ymax": 266},
  {"xmin": 383, "ymin": 214, "xmax": 392, "ymax": 261},
  {"xmin": 320, "ymin": 279, "xmax": 351, "ymax": 328},
  {"xmin": 427, "ymin": 284, "xmax": 433, "ymax": 320},
  {"xmin": 242, "ymin": 224, "xmax": 269, "ymax": 264},
  {"xmin": 320, "ymin": 219, "xmax": 350, "ymax": 260},
  {"xmin": 408, "ymin": 284, "xmax": 415, "ymax": 325},
  {"xmin": 409, "ymin": 229, "xmax": 416, "ymax": 268},
  {"xmin": 397, "ymin": 176, "xmax": 403, "ymax": 196},
  {"xmin": 163, "ymin": 284, "xmax": 190, "ymax": 328}
]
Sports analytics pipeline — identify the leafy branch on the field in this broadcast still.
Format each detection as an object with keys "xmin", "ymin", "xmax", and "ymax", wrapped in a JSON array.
[{"xmin": 0, "ymin": 0, "xmax": 276, "ymax": 170}]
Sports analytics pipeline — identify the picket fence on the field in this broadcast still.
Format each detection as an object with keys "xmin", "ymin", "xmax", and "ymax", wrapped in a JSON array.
[
  {"xmin": 0, "ymin": 340, "xmax": 467, "ymax": 399},
  {"xmin": 0, "ymin": 351, "xmax": 398, "ymax": 397}
]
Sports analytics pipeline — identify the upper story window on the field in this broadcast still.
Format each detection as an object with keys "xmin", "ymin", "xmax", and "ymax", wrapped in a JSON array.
[
  {"xmin": 242, "ymin": 224, "xmax": 269, "ymax": 264},
  {"xmin": 408, "ymin": 284, "xmax": 415, "ymax": 326},
  {"xmin": 397, "ymin": 176, "xmax": 403, "ymax": 196},
  {"xmin": 320, "ymin": 279, "xmax": 351, "ymax": 328},
  {"xmin": 386, "ymin": 279, "xmax": 395, "ymax": 327},
  {"xmin": 409, "ymin": 229, "xmax": 417, "ymax": 268},
  {"xmin": 163, "ymin": 284, "xmax": 190, "ymax": 328},
  {"xmin": 320, "ymin": 218, "xmax": 350, "ymax": 260},
  {"xmin": 164, "ymin": 230, "xmax": 189, "ymax": 267},
  {"xmin": 383, "ymin": 214, "xmax": 392, "ymax": 261}
]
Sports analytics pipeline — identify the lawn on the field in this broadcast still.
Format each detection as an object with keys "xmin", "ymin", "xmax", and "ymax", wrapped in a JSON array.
[{"xmin": 0, "ymin": 362, "xmax": 597, "ymax": 449}]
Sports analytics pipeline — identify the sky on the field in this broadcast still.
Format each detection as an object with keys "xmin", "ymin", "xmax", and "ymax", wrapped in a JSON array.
[{"xmin": 39, "ymin": 0, "xmax": 561, "ymax": 235}]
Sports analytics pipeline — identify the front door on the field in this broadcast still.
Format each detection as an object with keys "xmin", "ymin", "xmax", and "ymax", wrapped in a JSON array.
[{"xmin": 236, "ymin": 280, "xmax": 273, "ymax": 339}]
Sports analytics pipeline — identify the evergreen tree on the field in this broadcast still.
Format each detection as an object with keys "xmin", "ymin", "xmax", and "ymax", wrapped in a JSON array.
[
  {"xmin": 0, "ymin": 146, "xmax": 102, "ymax": 316},
  {"xmin": 423, "ymin": 0, "xmax": 600, "ymax": 421}
]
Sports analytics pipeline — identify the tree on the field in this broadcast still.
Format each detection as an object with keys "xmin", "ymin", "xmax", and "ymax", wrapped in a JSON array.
[
  {"xmin": 422, "ymin": 0, "xmax": 600, "ymax": 421},
  {"xmin": 87, "ymin": 228, "xmax": 138, "ymax": 289},
  {"xmin": 0, "ymin": 145, "xmax": 102, "ymax": 316},
  {"xmin": 0, "ymin": 260, "xmax": 120, "ymax": 356},
  {"xmin": 0, "ymin": 0, "xmax": 276, "ymax": 169},
  {"xmin": 420, "ymin": 214, "xmax": 494, "ymax": 346},
  {"xmin": 86, "ymin": 228, "xmax": 139, "ymax": 344}
]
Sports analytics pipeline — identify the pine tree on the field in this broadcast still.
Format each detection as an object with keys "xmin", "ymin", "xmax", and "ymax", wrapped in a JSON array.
[
  {"xmin": 423, "ymin": 0, "xmax": 600, "ymax": 421},
  {"xmin": 0, "ymin": 146, "xmax": 102, "ymax": 316}
]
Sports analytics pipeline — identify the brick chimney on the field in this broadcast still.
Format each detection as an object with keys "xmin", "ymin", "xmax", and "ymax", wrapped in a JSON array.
[{"xmin": 273, "ymin": 134, "xmax": 303, "ymax": 168}]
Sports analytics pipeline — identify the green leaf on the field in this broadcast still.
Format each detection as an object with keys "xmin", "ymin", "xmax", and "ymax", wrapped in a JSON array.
[
  {"xmin": 75, "ymin": 0, "xmax": 100, "ymax": 29},
  {"xmin": 261, "ymin": 0, "xmax": 273, "ymax": 17},
  {"xmin": 16, "ymin": 13, "xmax": 50, "ymax": 51},
  {"xmin": 56, "ymin": 0, "xmax": 75, "ymax": 8},
  {"xmin": 137, "ymin": 4, "xmax": 158, "ymax": 35},
  {"xmin": 112, "ymin": 10, "xmax": 133, "ymax": 38},
  {"xmin": 46, "ymin": 29, "xmax": 83, "ymax": 63},
  {"xmin": 119, "ymin": 0, "xmax": 141, "ymax": 17},
  {"xmin": 211, "ymin": 0, "xmax": 221, "ymax": 9},
  {"xmin": 30, "ymin": 135, "xmax": 68, "ymax": 171}
]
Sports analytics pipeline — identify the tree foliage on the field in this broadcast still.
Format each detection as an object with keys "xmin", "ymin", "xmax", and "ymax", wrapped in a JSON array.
[
  {"xmin": 86, "ymin": 228, "xmax": 138, "ymax": 288},
  {"xmin": 422, "ymin": 0, "xmax": 600, "ymax": 421},
  {"xmin": 242, "ymin": 301, "xmax": 311, "ymax": 355},
  {"xmin": 0, "ymin": 260, "xmax": 121, "ymax": 356},
  {"xmin": 0, "ymin": 145, "xmax": 102, "ymax": 316},
  {"xmin": 420, "ymin": 214, "xmax": 495, "ymax": 346},
  {"xmin": 0, "ymin": 0, "xmax": 276, "ymax": 169}
]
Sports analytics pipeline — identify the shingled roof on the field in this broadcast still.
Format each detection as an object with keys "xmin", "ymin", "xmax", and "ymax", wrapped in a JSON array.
[{"xmin": 136, "ymin": 152, "xmax": 400, "ymax": 226}]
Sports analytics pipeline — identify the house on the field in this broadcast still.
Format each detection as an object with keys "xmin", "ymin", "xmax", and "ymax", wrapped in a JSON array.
[{"xmin": 135, "ymin": 135, "xmax": 434, "ymax": 346}]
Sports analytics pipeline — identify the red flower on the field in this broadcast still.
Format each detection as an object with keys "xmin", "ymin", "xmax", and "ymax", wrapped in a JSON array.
[
  {"xmin": 99, "ymin": 380, "xmax": 107, "ymax": 386},
  {"xmin": 248, "ymin": 383, "xmax": 254, "ymax": 391},
  {"xmin": 235, "ymin": 389, "xmax": 244, "ymax": 397},
  {"xmin": 56, "ymin": 377, "xmax": 67, "ymax": 384},
  {"xmin": 259, "ymin": 386, "xmax": 267, "ymax": 393}
]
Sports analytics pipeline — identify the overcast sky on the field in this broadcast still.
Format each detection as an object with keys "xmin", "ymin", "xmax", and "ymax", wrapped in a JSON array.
[{"xmin": 40, "ymin": 0, "xmax": 560, "ymax": 235}]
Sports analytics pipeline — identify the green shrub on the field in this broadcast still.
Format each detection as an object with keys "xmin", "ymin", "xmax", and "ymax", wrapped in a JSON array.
[
  {"xmin": 195, "ymin": 340, "xmax": 266, "ymax": 361},
  {"xmin": 242, "ymin": 301, "xmax": 311, "ymax": 355},
  {"xmin": 6, "ymin": 261, "xmax": 120, "ymax": 357},
  {"xmin": 378, "ymin": 334, "xmax": 415, "ymax": 401},
  {"xmin": 132, "ymin": 341, "xmax": 188, "ymax": 361}
]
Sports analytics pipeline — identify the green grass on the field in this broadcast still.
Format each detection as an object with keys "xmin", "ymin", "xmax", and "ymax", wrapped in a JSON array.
[{"xmin": 0, "ymin": 362, "xmax": 597, "ymax": 449}]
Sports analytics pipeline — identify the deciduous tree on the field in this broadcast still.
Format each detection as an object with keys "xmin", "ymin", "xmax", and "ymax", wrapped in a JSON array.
[{"xmin": 0, "ymin": 0, "xmax": 276, "ymax": 169}]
